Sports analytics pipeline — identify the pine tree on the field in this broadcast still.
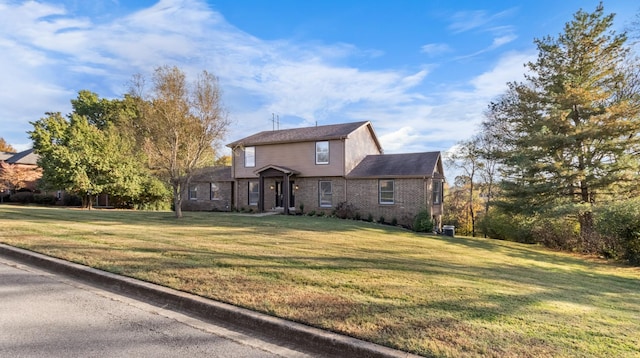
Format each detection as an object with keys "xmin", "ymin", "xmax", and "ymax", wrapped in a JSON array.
[{"xmin": 491, "ymin": 4, "xmax": 640, "ymax": 240}]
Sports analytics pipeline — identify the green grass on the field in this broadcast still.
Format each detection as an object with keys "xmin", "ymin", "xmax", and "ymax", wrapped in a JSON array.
[{"xmin": 1, "ymin": 205, "xmax": 639, "ymax": 357}]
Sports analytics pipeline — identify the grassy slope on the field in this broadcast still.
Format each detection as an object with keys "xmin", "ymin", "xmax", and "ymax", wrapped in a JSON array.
[{"xmin": 1, "ymin": 205, "xmax": 639, "ymax": 357}]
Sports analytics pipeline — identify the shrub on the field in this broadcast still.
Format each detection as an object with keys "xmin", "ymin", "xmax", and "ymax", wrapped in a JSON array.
[
  {"xmin": 530, "ymin": 217, "xmax": 580, "ymax": 251},
  {"xmin": 316, "ymin": 211, "xmax": 325, "ymax": 217},
  {"xmin": 366, "ymin": 213, "xmax": 373, "ymax": 222},
  {"xmin": 480, "ymin": 210, "xmax": 536, "ymax": 244},
  {"xmin": 413, "ymin": 209, "xmax": 433, "ymax": 232},
  {"xmin": 595, "ymin": 199, "xmax": 640, "ymax": 265},
  {"xmin": 391, "ymin": 217, "xmax": 398, "ymax": 226},
  {"xmin": 34, "ymin": 194, "xmax": 57, "ymax": 205},
  {"xmin": 308, "ymin": 210, "xmax": 316, "ymax": 217},
  {"xmin": 10, "ymin": 192, "xmax": 34, "ymax": 204},
  {"xmin": 333, "ymin": 201, "xmax": 358, "ymax": 219},
  {"xmin": 378, "ymin": 216, "xmax": 385, "ymax": 224},
  {"xmin": 63, "ymin": 194, "xmax": 83, "ymax": 206}
]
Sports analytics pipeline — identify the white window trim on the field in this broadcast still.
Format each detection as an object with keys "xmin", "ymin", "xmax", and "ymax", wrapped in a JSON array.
[
  {"xmin": 319, "ymin": 181, "xmax": 333, "ymax": 208},
  {"xmin": 210, "ymin": 182, "xmax": 220, "ymax": 201},
  {"xmin": 433, "ymin": 180, "xmax": 442, "ymax": 204},
  {"xmin": 189, "ymin": 185, "xmax": 198, "ymax": 200},
  {"xmin": 315, "ymin": 141, "xmax": 329, "ymax": 165},
  {"xmin": 379, "ymin": 179, "xmax": 394, "ymax": 205},
  {"xmin": 245, "ymin": 146, "xmax": 255, "ymax": 168}
]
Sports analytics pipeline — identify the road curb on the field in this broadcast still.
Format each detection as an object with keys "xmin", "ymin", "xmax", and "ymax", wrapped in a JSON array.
[{"xmin": 0, "ymin": 244, "xmax": 419, "ymax": 358}]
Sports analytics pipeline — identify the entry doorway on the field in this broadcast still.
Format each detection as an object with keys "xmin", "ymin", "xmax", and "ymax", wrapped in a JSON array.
[{"xmin": 275, "ymin": 181, "xmax": 295, "ymax": 208}]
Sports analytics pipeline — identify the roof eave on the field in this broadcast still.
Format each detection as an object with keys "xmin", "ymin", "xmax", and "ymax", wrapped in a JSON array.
[{"xmin": 346, "ymin": 174, "xmax": 434, "ymax": 179}]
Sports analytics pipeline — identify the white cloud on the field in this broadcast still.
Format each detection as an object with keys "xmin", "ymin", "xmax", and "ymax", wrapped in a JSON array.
[
  {"xmin": 448, "ymin": 9, "xmax": 515, "ymax": 34},
  {"xmin": 421, "ymin": 43, "xmax": 452, "ymax": 57},
  {"xmin": 470, "ymin": 50, "xmax": 534, "ymax": 98},
  {"xmin": 0, "ymin": 0, "xmax": 535, "ymax": 167}
]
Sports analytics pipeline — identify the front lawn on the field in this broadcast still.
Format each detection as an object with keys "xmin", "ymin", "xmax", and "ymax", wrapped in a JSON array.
[{"xmin": 1, "ymin": 206, "xmax": 638, "ymax": 357}]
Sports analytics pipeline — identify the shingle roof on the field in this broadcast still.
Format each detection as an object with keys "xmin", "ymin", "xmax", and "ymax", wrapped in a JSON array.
[
  {"xmin": 347, "ymin": 152, "xmax": 441, "ymax": 178},
  {"xmin": 227, "ymin": 121, "xmax": 376, "ymax": 148},
  {"xmin": 4, "ymin": 149, "xmax": 39, "ymax": 165},
  {"xmin": 255, "ymin": 165, "xmax": 299, "ymax": 175},
  {"xmin": 191, "ymin": 166, "xmax": 233, "ymax": 182},
  {"xmin": 0, "ymin": 152, "xmax": 12, "ymax": 161}
]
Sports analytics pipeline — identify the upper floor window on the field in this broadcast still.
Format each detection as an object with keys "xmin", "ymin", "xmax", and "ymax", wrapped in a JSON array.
[
  {"xmin": 319, "ymin": 181, "xmax": 333, "ymax": 207},
  {"xmin": 315, "ymin": 141, "xmax": 329, "ymax": 165},
  {"xmin": 379, "ymin": 179, "xmax": 394, "ymax": 205},
  {"xmin": 432, "ymin": 180, "xmax": 442, "ymax": 204},
  {"xmin": 189, "ymin": 185, "xmax": 198, "ymax": 200},
  {"xmin": 245, "ymin": 146, "xmax": 255, "ymax": 167},
  {"xmin": 210, "ymin": 182, "xmax": 220, "ymax": 200}
]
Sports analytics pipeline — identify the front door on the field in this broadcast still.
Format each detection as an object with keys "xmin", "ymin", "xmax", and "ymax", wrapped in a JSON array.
[{"xmin": 275, "ymin": 181, "xmax": 295, "ymax": 208}]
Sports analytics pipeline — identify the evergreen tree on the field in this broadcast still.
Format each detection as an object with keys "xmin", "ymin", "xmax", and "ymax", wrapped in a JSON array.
[{"xmin": 490, "ymin": 4, "xmax": 640, "ymax": 240}]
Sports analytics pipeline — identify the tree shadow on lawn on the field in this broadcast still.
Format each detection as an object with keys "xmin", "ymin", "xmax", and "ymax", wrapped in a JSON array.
[
  {"xmin": 35, "ymin": 237, "xmax": 638, "ymax": 318},
  {"xmin": 13, "ymin": 237, "xmax": 640, "ymax": 356}
]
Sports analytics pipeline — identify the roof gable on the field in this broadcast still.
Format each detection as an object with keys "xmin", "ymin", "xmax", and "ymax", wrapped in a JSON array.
[
  {"xmin": 347, "ymin": 152, "xmax": 442, "ymax": 178},
  {"xmin": 227, "ymin": 121, "xmax": 379, "ymax": 149},
  {"xmin": 4, "ymin": 149, "xmax": 39, "ymax": 165},
  {"xmin": 0, "ymin": 152, "xmax": 12, "ymax": 161}
]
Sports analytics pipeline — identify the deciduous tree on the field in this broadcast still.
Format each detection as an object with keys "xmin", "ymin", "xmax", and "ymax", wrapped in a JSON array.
[
  {"xmin": 447, "ymin": 137, "xmax": 483, "ymax": 236},
  {"xmin": 30, "ymin": 92, "xmax": 156, "ymax": 209},
  {"xmin": 0, "ymin": 137, "xmax": 15, "ymax": 152},
  {"xmin": 131, "ymin": 66, "xmax": 229, "ymax": 218}
]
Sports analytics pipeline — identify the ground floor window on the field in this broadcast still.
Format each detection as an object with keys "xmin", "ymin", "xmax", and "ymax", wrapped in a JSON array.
[
  {"xmin": 188, "ymin": 185, "xmax": 197, "ymax": 200},
  {"xmin": 319, "ymin": 181, "xmax": 332, "ymax": 207},
  {"xmin": 379, "ymin": 179, "xmax": 394, "ymax": 204},
  {"xmin": 210, "ymin": 182, "xmax": 220, "ymax": 200},
  {"xmin": 248, "ymin": 181, "xmax": 259, "ymax": 206}
]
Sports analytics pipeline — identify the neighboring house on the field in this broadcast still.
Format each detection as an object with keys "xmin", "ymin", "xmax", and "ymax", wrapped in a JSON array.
[
  {"xmin": 189, "ymin": 121, "xmax": 445, "ymax": 228},
  {"xmin": 0, "ymin": 149, "xmax": 42, "ymax": 193}
]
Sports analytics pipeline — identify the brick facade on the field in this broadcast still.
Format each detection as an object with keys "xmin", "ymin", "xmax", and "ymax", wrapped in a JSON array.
[
  {"xmin": 188, "ymin": 121, "xmax": 445, "ymax": 228},
  {"xmin": 182, "ymin": 180, "xmax": 234, "ymax": 211},
  {"xmin": 231, "ymin": 176, "xmax": 442, "ymax": 228},
  {"xmin": 346, "ymin": 178, "xmax": 437, "ymax": 227}
]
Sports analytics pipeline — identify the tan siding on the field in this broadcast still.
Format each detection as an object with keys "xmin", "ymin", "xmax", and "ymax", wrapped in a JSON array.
[
  {"xmin": 344, "ymin": 125, "xmax": 382, "ymax": 174},
  {"xmin": 232, "ymin": 141, "xmax": 345, "ymax": 178}
]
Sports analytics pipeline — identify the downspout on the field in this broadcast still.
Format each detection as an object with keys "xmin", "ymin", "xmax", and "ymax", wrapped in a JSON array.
[
  {"xmin": 343, "ymin": 137, "xmax": 347, "ymax": 203},
  {"xmin": 231, "ymin": 146, "xmax": 238, "ymax": 211},
  {"xmin": 424, "ymin": 176, "xmax": 428, "ymax": 212}
]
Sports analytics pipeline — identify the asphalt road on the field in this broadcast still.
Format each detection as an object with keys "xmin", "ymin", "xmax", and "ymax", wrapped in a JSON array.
[{"xmin": 0, "ymin": 256, "xmax": 313, "ymax": 358}]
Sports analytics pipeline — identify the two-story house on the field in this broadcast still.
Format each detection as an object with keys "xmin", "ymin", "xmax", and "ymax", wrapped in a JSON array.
[{"xmin": 184, "ymin": 121, "xmax": 444, "ymax": 228}]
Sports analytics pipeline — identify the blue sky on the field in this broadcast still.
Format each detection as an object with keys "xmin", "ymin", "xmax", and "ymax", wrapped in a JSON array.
[{"xmin": 1, "ymin": 0, "xmax": 638, "ymax": 155}]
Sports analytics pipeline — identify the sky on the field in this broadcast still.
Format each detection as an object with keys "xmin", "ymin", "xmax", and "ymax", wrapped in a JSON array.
[{"xmin": 1, "ymin": 0, "xmax": 639, "ymax": 156}]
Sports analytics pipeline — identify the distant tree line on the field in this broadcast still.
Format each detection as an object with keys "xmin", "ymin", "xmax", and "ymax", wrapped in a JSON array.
[
  {"xmin": 445, "ymin": 4, "xmax": 640, "ymax": 265},
  {"xmin": 28, "ymin": 66, "xmax": 230, "ymax": 218}
]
